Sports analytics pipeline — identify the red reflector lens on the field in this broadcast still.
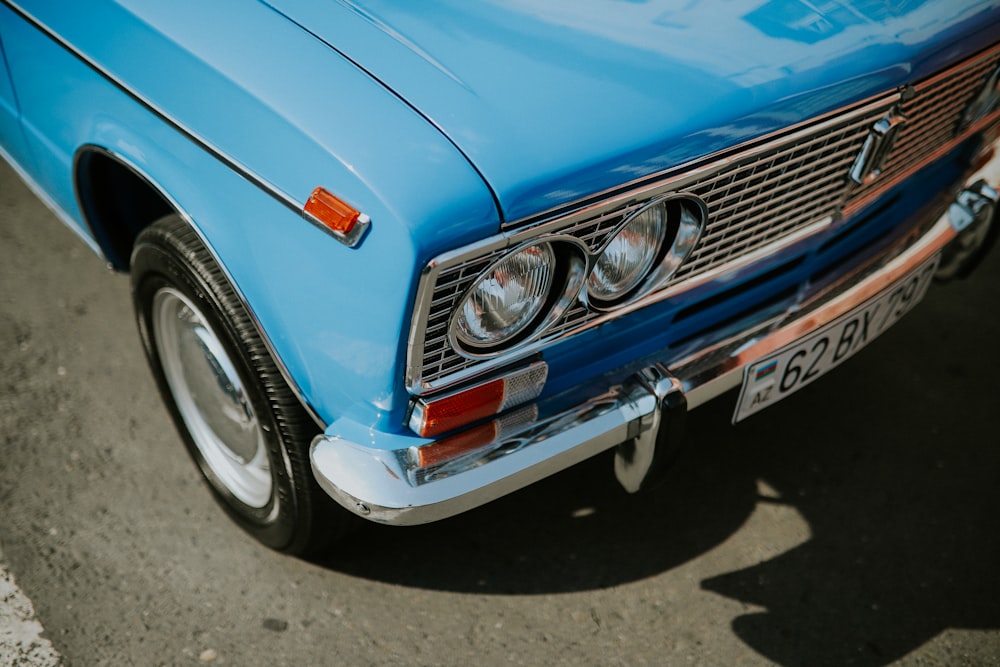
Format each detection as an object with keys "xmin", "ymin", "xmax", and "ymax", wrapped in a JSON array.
[
  {"xmin": 410, "ymin": 362, "xmax": 548, "ymax": 438},
  {"xmin": 417, "ymin": 380, "xmax": 505, "ymax": 438},
  {"xmin": 304, "ymin": 187, "xmax": 360, "ymax": 235},
  {"xmin": 413, "ymin": 422, "xmax": 499, "ymax": 468}
]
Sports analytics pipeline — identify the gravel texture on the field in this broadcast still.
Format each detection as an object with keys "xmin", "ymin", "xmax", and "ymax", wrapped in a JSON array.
[{"xmin": 2, "ymin": 158, "xmax": 1000, "ymax": 666}]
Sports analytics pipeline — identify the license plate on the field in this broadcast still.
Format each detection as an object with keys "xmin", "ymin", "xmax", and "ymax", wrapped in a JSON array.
[{"xmin": 733, "ymin": 255, "xmax": 939, "ymax": 423}]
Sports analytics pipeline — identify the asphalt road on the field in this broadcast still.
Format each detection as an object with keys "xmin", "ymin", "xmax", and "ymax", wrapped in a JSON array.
[{"xmin": 2, "ymin": 157, "xmax": 1000, "ymax": 667}]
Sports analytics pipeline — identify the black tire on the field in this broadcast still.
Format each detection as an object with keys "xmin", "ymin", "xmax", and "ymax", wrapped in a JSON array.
[{"xmin": 130, "ymin": 214, "xmax": 350, "ymax": 556}]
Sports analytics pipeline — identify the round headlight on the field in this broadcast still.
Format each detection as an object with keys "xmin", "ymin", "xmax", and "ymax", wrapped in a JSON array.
[
  {"xmin": 454, "ymin": 242, "xmax": 556, "ymax": 349},
  {"xmin": 587, "ymin": 201, "xmax": 667, "ymax": 303}
]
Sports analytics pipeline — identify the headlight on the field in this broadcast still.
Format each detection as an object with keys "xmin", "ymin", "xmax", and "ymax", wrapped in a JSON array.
[
  {"xmin": 587, "ymin": 200, "xmax": 668, "ymax": 303},
  {"xmin": 454, "ymin": 242, "xmax": 556, "ymax": 349},
  {"xmin": 587, "ymin": 195, "xmax": 707, "ymax": 308}
]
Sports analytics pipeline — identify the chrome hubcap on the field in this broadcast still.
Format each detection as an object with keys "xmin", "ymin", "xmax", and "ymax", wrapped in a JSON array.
[{"xmin": 152, "ymin": 288, "xmax": 272, "ymax": 508}]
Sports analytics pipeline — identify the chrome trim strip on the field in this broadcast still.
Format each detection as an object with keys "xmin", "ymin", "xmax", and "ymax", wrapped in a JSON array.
[
  {"xmin": 315, "ymin": 158, "xmax": 999, "ymax": 525},
  {"xmin": 2, "ymin": 0, "xmax": 366, "ymax": 247},
  {"xmin": 913, "ymin": 41, "xmax": 1000, "ymax": 103}
]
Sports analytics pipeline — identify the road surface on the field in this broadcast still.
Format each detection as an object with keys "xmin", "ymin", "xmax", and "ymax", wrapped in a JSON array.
[{"xmin": 2, "ymin": 158, "xmax": 1000, "ymax": 666}]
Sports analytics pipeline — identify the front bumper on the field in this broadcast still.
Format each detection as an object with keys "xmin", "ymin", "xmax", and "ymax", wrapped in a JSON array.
[{"xmin": 311, "ymin": 161, "xmax": 1000, "ymax": 526}]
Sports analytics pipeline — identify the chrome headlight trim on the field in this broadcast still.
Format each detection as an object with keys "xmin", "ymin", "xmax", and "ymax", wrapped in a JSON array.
[
  {"xmin": 587, "ymin": 194, "xmax": 707, "ymax": 309},
  {"xmin": 586, "ymin": 198, "xmax": 668, "ymax": 304},
  {"xmin": 447, "ymin": 237, "xmax": 589, "ymax": 359},
  {"xmin": 452, "ymin": 241, "xmax": 557, "ymax": 350}
]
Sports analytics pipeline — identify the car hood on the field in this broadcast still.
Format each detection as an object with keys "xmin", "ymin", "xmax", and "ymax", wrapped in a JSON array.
[{"xmin": 266, "ymin": 0, "xmax": 1000, "ymax": 222}]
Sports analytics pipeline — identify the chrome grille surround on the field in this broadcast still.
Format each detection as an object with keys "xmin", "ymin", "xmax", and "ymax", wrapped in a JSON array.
[{"xmin": 407, "ymin": 44, "xmax": 1000, "ymax": 395}]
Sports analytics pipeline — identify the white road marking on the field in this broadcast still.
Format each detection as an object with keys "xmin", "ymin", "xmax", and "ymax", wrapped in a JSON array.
[{"xmin": 0, "ymin": 556, "xmax": 62, "ymax": 667}]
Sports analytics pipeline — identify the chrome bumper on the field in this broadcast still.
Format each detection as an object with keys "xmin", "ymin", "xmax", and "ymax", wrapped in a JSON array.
[{"xmin": 311, "ymin": 168, "xmax": 998, "ymax": 526}]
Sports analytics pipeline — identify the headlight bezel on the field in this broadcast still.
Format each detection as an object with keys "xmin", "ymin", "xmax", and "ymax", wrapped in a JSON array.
[
  {"xmin": 410, "ymin": 189, "xmax": 711, "ymax": 392},
  {"xmin": 444, "ymin": 195, "xmax": 707, "ymax": 359},
  {"xmin": 585, "ymin": 198, "xmax": 669, "ymax": 306},
  {"xmin": 448, "ymin": 237, "xmax": 588, "ymax": 357},
  {"xmin": 586, "ymin": 194, "xmax": 707, "ymax": 310}
]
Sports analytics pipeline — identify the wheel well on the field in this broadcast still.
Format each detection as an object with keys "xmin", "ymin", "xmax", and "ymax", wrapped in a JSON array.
[{"xmin": 76, "ymin": 149, "xmax": 175, "ymax": 271}]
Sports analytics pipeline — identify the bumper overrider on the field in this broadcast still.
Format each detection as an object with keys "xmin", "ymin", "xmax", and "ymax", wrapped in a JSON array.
[{"xmin": 311, "ymin": 155, "xmax": 1000, "ymax": 527}]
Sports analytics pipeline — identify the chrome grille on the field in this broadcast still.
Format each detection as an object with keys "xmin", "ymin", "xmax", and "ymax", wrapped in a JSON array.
[
  {"xmin": 677, "ymin": 111, "xmax": 884, "ymax": 278},
  {"xmin": 410, "ymin": 44, "xmax": 1000, "ymax": 393},
  {"xmin": 538, "ymin": 106, "xmax": 892, "ymax": 345},
  {"xmin": 849, "ymin": 48, "xmax": 1000, "ymax": 204},
  {"xmin": 420, "ymin": 250, "xmax": 506, "ymax": 378}
]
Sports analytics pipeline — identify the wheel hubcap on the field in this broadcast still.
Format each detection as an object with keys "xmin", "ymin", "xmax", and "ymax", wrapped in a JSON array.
[{"xmin": 152, "ymin": 287, "xmax": 272, "ymax": 508}]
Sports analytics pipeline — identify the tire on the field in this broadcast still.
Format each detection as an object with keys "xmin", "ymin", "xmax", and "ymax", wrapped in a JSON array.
[{"xmin": 130, "ymin": 214, "xmax": 350, "ymax": 556}]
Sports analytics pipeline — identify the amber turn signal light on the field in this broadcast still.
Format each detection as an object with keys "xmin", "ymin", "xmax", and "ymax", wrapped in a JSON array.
[
  {"xmin": 304, "ymin": 187, "xmax": 360, "ymax": 233},
  {"xmin": 303, "ymin": 187, "xmax": 370, "ymax": 247}
]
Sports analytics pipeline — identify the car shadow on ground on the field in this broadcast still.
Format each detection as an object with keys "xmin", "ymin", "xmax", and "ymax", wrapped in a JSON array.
[{"xmin": 321, "ymin": 281, "xmax": 1000, "ymax": 665}]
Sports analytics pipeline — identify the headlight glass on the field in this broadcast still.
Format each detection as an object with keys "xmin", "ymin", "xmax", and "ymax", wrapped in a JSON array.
[
  {"xmin": 454, "ymin": 243, "xmax": 556, "ymax": 349},
  {"xmin": 587, "ymin": 202, "xmax": 667, "ymax": 302}
]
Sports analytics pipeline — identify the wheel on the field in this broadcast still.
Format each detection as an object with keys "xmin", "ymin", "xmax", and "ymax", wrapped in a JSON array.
[{"xmin": 130, "ymin": 214, "xmax": 350, "ymax": 555}]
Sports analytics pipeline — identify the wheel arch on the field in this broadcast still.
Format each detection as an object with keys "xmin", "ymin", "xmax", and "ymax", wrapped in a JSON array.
[
  {"xmin": 73, "ymin": 144, "xmax": 177, "ymax": 271},
  {"xmin": 72, "ymin": 143, "xmax": 328, "ymax": 429}
]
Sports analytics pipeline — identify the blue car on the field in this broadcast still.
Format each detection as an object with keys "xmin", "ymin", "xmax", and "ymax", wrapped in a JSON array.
[{"xmin": 2, "ymin": 0, "xmax": 998, "ymax": 555}]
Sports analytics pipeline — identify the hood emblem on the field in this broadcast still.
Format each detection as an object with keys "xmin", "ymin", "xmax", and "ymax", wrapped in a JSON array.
[{"xmin": 849, "ymin": 109, "xmax": 907, "ymax": 185}]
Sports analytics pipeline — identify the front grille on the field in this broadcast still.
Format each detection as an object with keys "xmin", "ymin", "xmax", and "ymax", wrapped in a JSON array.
[
  {"xmin": 849, "ymin": 47, "xmax": 1000, "ymax": 206},
  {"xmin": 409, "ymin": 44, "xmax": 1000, "ymax": 393},
  {"xmin": 537, "ymin": 104, "xmax": 894, "ymax": 345}
]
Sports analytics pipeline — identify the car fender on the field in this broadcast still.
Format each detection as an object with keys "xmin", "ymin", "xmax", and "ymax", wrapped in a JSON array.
[{"xmin": 0, "ymin": 0, "xmax": 500, "ymax": 429}]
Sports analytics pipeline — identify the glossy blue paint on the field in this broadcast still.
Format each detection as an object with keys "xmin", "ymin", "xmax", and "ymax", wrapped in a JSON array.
[
  {"xmin": 1, "ymin": 0, "xmax": 999, "ymax": 533},
  {"xmin": 268, "ymin": 0, "xmax": 1000, "ymax": 221},
  {"xmin": 0, "ymin": 0, "xmax": 499, "ymax": 428},
  {"xmin": 1, "ymin": 0, "xmax": 998, "ymax": 442},
  {"xmin": 0, "ymin": 31, "xmax": 29, "ymax": 167},
  {"xmin": 7, "ymin": 0, "xmax": 502, "ymax": 248}
]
